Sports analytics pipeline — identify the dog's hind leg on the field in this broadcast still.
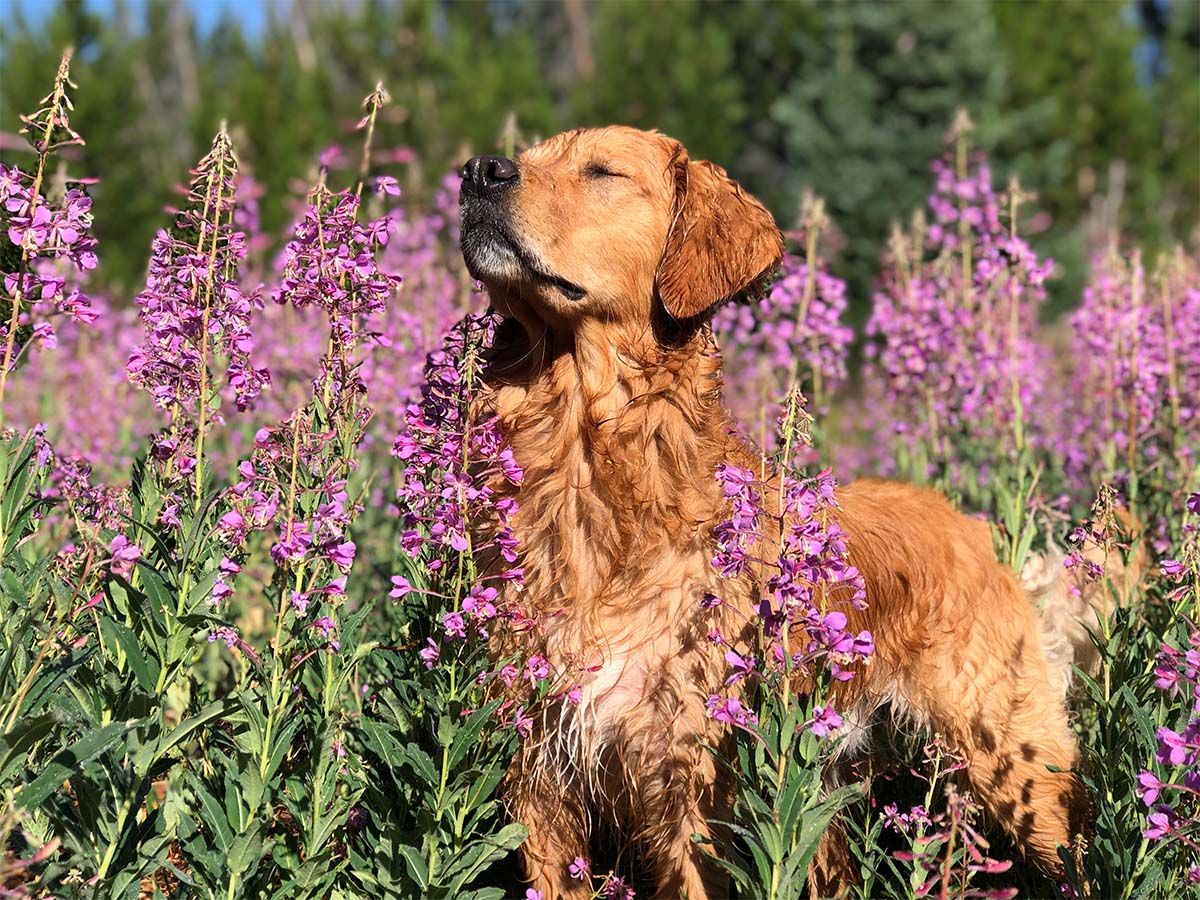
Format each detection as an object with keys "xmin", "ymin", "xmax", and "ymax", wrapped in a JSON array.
[
  {"xmin": 648, "ymin": 786, "xmax": 729, "ymax": 900},
  {"xmin": 639, "ymin": 728, "xmax": 732, "ymax": 900},
  {"xmin": 909, "ymin": 578, "xmax": 1087, "ymax": 874}
]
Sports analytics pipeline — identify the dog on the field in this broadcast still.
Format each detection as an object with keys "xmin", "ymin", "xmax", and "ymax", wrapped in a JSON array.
[{"xmin": 458, "ymin": 126, "xmax": 1087, "ymax": 899}]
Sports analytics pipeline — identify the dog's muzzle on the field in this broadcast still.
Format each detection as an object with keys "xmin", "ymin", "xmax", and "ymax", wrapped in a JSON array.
[
  {"xmin": 459, "ymin": 154, "xmax": 519, "ymax": 200},
  {"xmin": 458, "ymin": 155, "xmax": 587, "ymax": 302},
  {"xmin": 459, "ymin": 154, "xmax": 519, "ymax": 268}
]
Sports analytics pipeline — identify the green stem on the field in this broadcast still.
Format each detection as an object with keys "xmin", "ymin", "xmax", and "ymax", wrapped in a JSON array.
[
  {"xmin": 93, "ymin": 787, "xmax": 138, "ymax": 880},
  {"xmin": 192, "ymin": 140, "xmax": 232, "ymax": 514},
  {"xmin": 427, "ymin": 657, "xmax": 459, "ymax": 884},
  {"xmin": 354, "ymin": 84, "xmax": 384, "ymax": 203}
]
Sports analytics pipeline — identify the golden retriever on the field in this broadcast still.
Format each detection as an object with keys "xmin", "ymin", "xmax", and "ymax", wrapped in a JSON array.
[{"xmin": 458, "ymin": 126, "xmax": 1086, "ymax": 899}]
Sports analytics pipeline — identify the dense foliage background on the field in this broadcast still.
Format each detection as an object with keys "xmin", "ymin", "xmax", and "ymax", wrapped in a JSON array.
[{"xmin": 1, "ymin": 0, "xmax": 1197, "ymax": 316}]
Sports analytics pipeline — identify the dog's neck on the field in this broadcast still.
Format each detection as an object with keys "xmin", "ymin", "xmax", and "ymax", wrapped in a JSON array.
[{"xmin": 483, "ymin": 315, "xmax": 750, "ymax": 609}]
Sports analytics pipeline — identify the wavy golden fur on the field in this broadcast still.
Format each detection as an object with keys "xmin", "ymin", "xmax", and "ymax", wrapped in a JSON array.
[{"xmin": 458, "ymin": 126, "xmax": 1087, "ymax": 899}]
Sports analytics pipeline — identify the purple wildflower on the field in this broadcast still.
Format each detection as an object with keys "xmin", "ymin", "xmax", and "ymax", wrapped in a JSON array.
[
  {"xmin": 108, "ymin": 534, "xmax": 141, "ymax": 577},
  {"xmin": 0, "ymin": 50, "xmax": 99, "ymax": 415},
  {"xmin": 208, "ymin": 626, "xmax": 238, "ymax": 649},
  {"xmin": 443, "ymin": 612, "xmax": 467, "ymax": 640},
  {"xmin": 810, "ymin": 705, "xmax": 844, "ymax": 738},
  {"xmin": 569, "ymin": 856, "xmax": 590, "ymax": 880},
  {"xmin": 714, "ymin": 193, "xmax": 851, "ymax": 450},
  {"xmin": 862, "ymin": 115, "xmax": 1053, "ymax": 485},
  {"xmin": 419, "ymin": 638, "xmax": 440, "ymax": 669},
  {"xmin": 604, "ymin": 875, "xmax": 635, "ymax": 900},
  {"xmin": 127, "ymin": 132, "xmax": 269, "ymax": 422},
  {"xmin": 706, "ymin": 695, "xmax": 758, "ymax": 728}
]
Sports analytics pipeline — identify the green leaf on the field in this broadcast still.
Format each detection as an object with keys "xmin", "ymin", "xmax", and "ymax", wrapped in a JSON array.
[
  {"xmin": 100, "ymin": 616, "xmax": 160, "ymax": 693},
  {"xmin": 457, "ymin": 890, "xmax": 506, "ymax": 900},
  {"xmin": 135, "ymin": 697, "xmax": 238, "ymax": 777},
  {"xmin": 792, "ymin": 783, "xmax": 863, "ymax": 870},
  {"xmin": 1120, "ymin": 684, "xmax": 1158, "ymax": 747},
  {"xmin": 700, "ymin": 829, "xmax": 754, "ymax": 886},
  {"xmin": 227, "ymin": 820, "xmax": 266, "ymax": 877},
  {"xmin": 165, "ymin": 630, "xmax": 193, "ymax": 668},
  {"xmin": 21, "ymin": 647, "xmax": 91, "ymax": 716},
  {"xmin": 443, "ymin": 822, "xmax": 528, "ymax": 892},
  {"xmin": 400, "ymin": 742, "xmax": 439, "ymax": 786},
  {"xmin": 18, "ymin": 719, "xmax": 137, "ymax": 810},
  {"xmin": 0, "ymin": 566, "xmax": 27, "ymax": 601},
  {"xmin": 189, "ymin": 776, "xmax": 235, "ymax": 857},
  {"xmin": 754, "ymin": 816, "xmax": 784, "ymax": 863},
  {"xmin": 776, "ymin": 759, "xmax": 813, "ymax": 836},
  {"xmin": 1073, "ymin": 667, "xmax": 1105, "ymax": 705},
  {"xmin": 0, "ymin": 712, "xmax": 55, "ymax": 782},
  {"xmin": 744, "ymin": 831, "xmax": 773, "ymax": 885},
  {"xmin": 234, "ymin": 692, "xmax": 269, "ymax": 756},
  {"xmin": 167, "ymin": 697, "xmax": 238, "ymax": 756},
  {"xmin": 178, "ymin": 483, "xmax": 229, "ymax": 565},
  {"xmin": 263, "ymin": 713, "xmax": 305, "ymax": 788},
  {"xmin": 137, "ymin": 566, "xmax": 176, "ymax": 618},
  {"xmin": 449, "ymin": 705, "xmax": 497, "ymax": 771},
  {"xmin": 398, "ymin": 844, "xmax": 430, "ymax": 890}
]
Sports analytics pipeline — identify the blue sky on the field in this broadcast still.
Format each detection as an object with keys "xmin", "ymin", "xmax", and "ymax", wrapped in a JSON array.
[{"xmin": 3, "ymin": 0, "xmax": 269, "ymax": 39}]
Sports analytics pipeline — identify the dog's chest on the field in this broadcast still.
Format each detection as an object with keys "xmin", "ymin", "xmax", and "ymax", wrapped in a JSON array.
[{"xmin": 541, "ymin": 574, "xmax": 734, "ymax": 748}]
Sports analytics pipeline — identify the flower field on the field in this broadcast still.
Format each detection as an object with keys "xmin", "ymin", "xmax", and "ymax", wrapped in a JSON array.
[{"xmin": 1, "ymin": 53, "xmax": 1197, "ymax": 899}]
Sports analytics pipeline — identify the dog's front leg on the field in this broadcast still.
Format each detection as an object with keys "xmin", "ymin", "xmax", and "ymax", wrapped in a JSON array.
[
  {"xmin": 651, "ymin": 804, "xmax": 725, "ymax": 900},
  {"xmin": 643, "ymin": 727, "xmax": 732, "ymax": 900},
  {"xmin": 508, "ymin": 769, "xmax": 591, "ymax": 899}
]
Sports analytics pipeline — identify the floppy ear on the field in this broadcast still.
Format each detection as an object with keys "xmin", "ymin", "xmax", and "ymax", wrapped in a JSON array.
[{"xmin": 655, "ymin": 145, "xmax": 784, "ymax": 320}]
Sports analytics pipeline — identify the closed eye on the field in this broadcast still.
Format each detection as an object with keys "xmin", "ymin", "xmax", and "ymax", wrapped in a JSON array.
[{"xmin": 584, "ymin": 161, "xmax": 626, "ymax": 179}]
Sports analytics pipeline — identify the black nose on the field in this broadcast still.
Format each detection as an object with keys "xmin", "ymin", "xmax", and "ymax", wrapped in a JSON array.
[{"xmin": 460, "ymin": 154, "xmax": 519, "ymax": 198}]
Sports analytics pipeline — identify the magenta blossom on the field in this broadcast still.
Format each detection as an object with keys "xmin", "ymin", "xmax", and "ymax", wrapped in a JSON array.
[
  {"xmin": 569, "ymin": 856, "xmax": 590, "ymax": 880},
  {"xmin": 109, "ymin": 534, "xmax": 141, "ymax": 577},
  {"xmin": 207, "ymin": 626, "xmax": 238, "ymax": 649},
  {"xmin": 810, "ymin": 705, "xmax": 844, "ymax": 738}
]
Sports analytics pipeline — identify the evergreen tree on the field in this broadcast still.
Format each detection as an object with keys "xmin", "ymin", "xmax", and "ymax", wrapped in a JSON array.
[
  {"xmin": 568, "ymin": 0, "xmax": 749, "ymax": 166},
  {"xmin": 768, "ymin": 0, "xmax": 1028, "ymax": 322}
]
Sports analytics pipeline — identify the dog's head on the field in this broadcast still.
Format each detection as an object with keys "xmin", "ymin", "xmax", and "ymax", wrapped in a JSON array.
[{"xmin": 460, "ymin": 126, "xmax": 783, "ymax": 333}]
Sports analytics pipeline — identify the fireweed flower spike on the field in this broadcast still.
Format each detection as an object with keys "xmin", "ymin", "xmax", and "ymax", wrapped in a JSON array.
[
  {"xmin": 864, "ymin": 112, "xmax": 1052, "ymax": 487},
  {"xmin": 890, "ymin": 785, "xmax": 1018, "ymax": 900},
  {"xmin": 221, "ymin": 101, "xmax": 401, "ymax": 614},
  {"xmin": 0, "ymin": 48, "xmax": 99, "ymax": 425},
  {"xmin": 707, "ymin": 425, "xmax": 871, "ymax": 738},
  {"xmin": 1135, "ymin": 495, "xmax": 1200, "ymax": 865},
  {"xmin": 390, "ymin": 313, "xmax": 525, "ymax": 650},
  {"xmin": 346, "ymin": 165, "xmax": 470, "ymax": 443},
  {"xmin": 272, "ymin": 181, "xmax": 398, "ymax": 360},
  {"xmin": 1059, "ymin": 246, "xmax": 1200, "ymax": 500},
  {"xmin": 127, "ymin": 129, "xmax": 270, "ymax": 513}
]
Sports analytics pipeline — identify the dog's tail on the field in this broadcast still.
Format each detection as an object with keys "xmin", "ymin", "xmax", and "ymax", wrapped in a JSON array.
[
  {"xmin": 1021, "ymin": 526, "xmax": 1147, "ymax": 692},
  {"xmin": 1021, "ymin": 545, "xmax": 1092, "ymax": 697}
]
